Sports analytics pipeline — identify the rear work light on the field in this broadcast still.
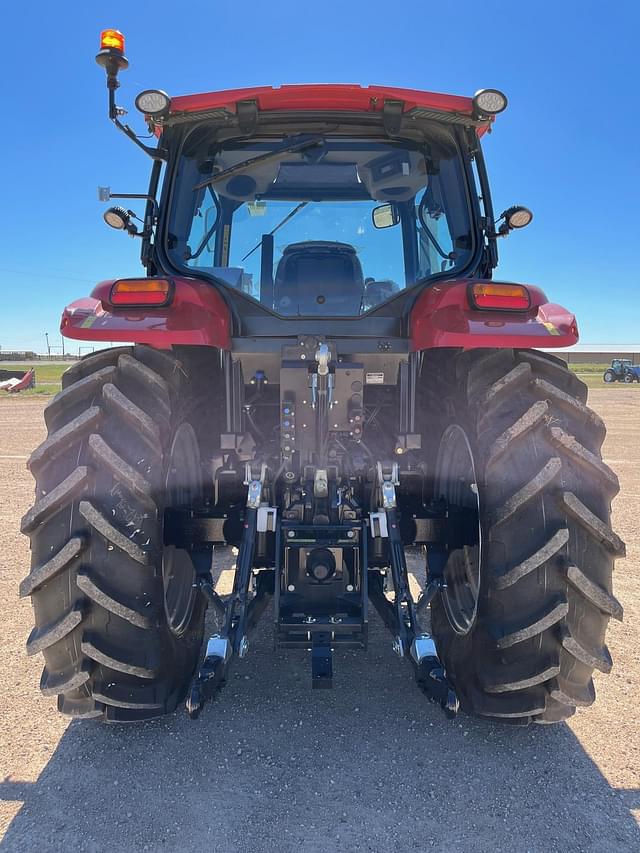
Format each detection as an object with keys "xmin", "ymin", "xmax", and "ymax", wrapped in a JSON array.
[
  {"xmin": 472, "ymin": 89, "xmax": 508, "ymax": 116},
  {"xmin": 470, "ymin": 283, "xmax": 530, "ymax": 311},
  {"xmin": 110, "ymin": 279, "xmax": 172, "ymax": 307},
  {"xmin": 135, "ymin": 89, "xmax": 171, "ymax": 117}
]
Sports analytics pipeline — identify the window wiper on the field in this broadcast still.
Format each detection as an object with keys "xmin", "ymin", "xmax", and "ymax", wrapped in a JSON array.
[
  {"xmin": 241, "ymin": 201, "xmax": 308, "ymax": 261},
  {"xmin": 185, "ymin": 188, "xmax": 219, "ymax": 261},
  {"xmin": 418, "ymin": 223, "xmax": 456, "ymax": 263},
  {"xmin": 193, "ymin": 135, "xmax": 324, "ymax": 191}
]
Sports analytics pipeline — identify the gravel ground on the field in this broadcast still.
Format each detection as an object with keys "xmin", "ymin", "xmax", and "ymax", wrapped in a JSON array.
[{"xmin": 0, "ymin": 390, "xmax": 638, "ymax": 852}]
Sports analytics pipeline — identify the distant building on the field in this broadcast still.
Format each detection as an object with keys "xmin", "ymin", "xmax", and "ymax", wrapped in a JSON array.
[
  {"xmin": 0, "ymin": 351, "xmax": 38, "ymax": 361},
  {"xmin": 541, "ymin": 345, "xmax": 640, "ymax": 365}
]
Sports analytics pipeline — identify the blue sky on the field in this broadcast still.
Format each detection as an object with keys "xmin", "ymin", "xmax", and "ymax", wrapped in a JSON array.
[{"xmin": 1, "ymin": 1, "xmax": 639, "ymax": 352}]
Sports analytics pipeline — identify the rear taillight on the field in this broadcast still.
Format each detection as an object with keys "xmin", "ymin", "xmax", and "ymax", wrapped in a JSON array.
[
  {"xmin": 110, "ymin": 278, "xmax": 172, "ymax": 307},
  {"xmin": 470, "ymin": 283, "xmax": 530, "ymax": 311}
]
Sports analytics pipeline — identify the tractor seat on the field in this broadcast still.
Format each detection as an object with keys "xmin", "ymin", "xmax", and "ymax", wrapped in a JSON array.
[{"xmin": 273, "ymin": 241, "xmax": 364, "ymax": 315}]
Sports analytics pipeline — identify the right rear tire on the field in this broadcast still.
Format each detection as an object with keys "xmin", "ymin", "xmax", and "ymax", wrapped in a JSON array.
[
  {"xmin": 420, "ymin": 349, "xmax": 625, "ymax": 724},
  {"xmin": 20, "ymin": 346, "xmax": 217, "ymax": 721}
]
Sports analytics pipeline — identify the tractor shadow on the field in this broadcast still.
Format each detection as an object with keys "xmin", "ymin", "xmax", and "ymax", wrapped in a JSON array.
[{"xmin": 1, "ymin": 555, "xmax": 638, "ymax": 852}]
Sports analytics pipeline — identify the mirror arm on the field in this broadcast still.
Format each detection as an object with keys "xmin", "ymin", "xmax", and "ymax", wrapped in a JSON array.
[
  {"xmin": 486, "ymin": 219, "xmax": 510, "ymax": 239},
  {"xmin": 112, "ymin": 113, "xmax": 168, "ymax": 162},
  {"xmin": 101, "ymin": 189, "xmax": 158, "ymax": 244},
  {"xmin": 141, "ymin": 160, "xmax": 163, "ymax": 270},
  {"xmin": 100, "ymin": 189, "xmax": 158, "ymax": 230},
  {"xmin": 468, "ymin": 135, "xmax": 498, "ymax": 270},
  {"xmin": 98, "ymin": 42, "xmax": 168, "ymax": 162},
  {"xmin": 490, "ymin": 212, "xmax": 524, "ymax": 239},
  {"xmin": 106, "ymin": 80, "xmax": 167, "ymax": 161}
]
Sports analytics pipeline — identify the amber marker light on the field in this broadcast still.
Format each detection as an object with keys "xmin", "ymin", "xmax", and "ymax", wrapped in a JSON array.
[
  {"xmin": 470, "ymin": 283, "xmax": 530, "ymax": 311},
  {"xmin": 96, "ymin": 28, "xmax": 128, "ymax": 74},
  {"xmin": 110, "ymin": 279, "xmax": 172, "ymax": 307},
  {"xmin": 100, "ymin": 29, "xmax": 126, "ymax": 53}
]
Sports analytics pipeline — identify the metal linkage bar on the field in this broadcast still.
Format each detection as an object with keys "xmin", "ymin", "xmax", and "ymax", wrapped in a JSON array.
[
  {"xmin": 410, "ymin": 636, "xmax": 459, "ymax": 718},
  {"xmin": 246, "ymin": 570, "xmax": 274, "ymax": 630},
  {"xmin": 368, "ymin": 462, "xmax": 459, "ymax": 719},
  {"xmin": 371, "ymin": 464, "xmax": 420, "ymax": 656},
  {"xmin": 222, "ymin": 478, "xmax": 261, "ymax": 657},
  {"xmin": 196, "ymin": 572, "xmax": 227, "ymax": 620},
  {"xmin": 414, "ymin": 662, "xmax": 459, "ymax": 718},
  {"xmin": 187, "ymin": 466, "xmax": 277, "ymax": 718},
  {"xmin": 186, "ymin": 635, "xmax": 230, "ymax": 719},
  {"xmin": 385, "ymin": 504, "xmax": 419, "ymax": 656}
]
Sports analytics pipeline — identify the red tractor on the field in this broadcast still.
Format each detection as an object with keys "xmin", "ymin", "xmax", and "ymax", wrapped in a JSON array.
[{"xmin": 20, "ymin": 29, "xmax": 624, "ymax": 724}]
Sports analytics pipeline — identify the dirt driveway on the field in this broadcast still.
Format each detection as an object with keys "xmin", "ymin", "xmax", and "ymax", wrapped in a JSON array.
[{"xmin": 1, "ymin": 390, "xmax": 638, "ymax": 852}]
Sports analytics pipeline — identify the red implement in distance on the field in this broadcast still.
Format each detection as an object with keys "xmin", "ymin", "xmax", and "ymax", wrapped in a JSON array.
[
  {"xmin": 60, "ymin": 277, "xmax": 231, "ymax": 350},
  {"xmin": 409, "ymin": 280, "xmax": 578, "ymax": 351}
]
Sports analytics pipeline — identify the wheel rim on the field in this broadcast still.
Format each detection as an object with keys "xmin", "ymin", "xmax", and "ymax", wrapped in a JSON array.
[
  {"xmin": 162, "ymin": 424, "xmax": 201, "ymax": 636},
  {"xmin": 435, "ymin": 425, "xmax": 482, "ymax": 635}
]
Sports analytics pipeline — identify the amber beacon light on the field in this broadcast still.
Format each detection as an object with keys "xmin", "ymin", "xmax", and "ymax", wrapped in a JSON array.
[
  {"xmin": 96, "ymin": 29, "xmax": 128, "ymax": 69},
  {"xmin": 100, "ymin": 29, "xmax": 126, "ymax": 52}
]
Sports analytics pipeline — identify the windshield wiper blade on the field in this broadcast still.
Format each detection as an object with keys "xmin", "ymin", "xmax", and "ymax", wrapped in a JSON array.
[
  {"xmin": 193, "ymin": 135, "xmax": 324, "ymax": 191},
  {"xmin": 241, "ymin": 201, "xmax": 308, "ymax": 262},
  {"xmin": 418, "ymin": 221, "xmax": 457, "ymax": 263}
]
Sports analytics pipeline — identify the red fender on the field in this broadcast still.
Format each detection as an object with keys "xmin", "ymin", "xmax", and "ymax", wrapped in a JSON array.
[
  {"xmin": 409, "ymin": 280, "xmax": 578, "ymax": 351},
  {"xmin": 60, "ymin": 277, "xmax": 231, "ymax": 351}
]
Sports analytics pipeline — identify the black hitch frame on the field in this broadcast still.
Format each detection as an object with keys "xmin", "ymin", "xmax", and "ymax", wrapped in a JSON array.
[
  {"xmin": 311, "ymin": 633, "xmax": 333, "ymax": 689},
  {"xmin": 172, "ymin": 462, "xmax": 459, "ymax": 720}
]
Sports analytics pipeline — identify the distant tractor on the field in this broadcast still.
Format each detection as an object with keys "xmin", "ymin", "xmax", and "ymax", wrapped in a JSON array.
[{"xmin": 603, "ymin": 359, "xmax": 640, "ymax": 383}]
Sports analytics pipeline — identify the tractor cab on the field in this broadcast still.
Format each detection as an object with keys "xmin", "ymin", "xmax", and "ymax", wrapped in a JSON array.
[
  {"xmin": 166, "ymin": 129, "xmax": 474, "ymax": 320},
  {"xmin": 613, "ymin": 358, "xmax": 632, "ymax": 372},
  {"xmin": 89, "ymin": 37, "xmax": 534, "ymax": 334}
]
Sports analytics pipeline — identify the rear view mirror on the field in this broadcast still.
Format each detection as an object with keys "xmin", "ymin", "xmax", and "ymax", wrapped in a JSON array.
[{"xmin": 372, "ymin": 203, "xmax": 400, "ymax": 229}]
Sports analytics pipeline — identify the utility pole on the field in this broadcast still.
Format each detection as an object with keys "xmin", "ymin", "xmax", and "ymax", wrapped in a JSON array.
[
  {"xmin": 61, "ymin": 335, "xmax": 65, "ymax": 357},
  {"xmin": 45, "ymin": 332, "xmax": 50, "ymax": 357}
]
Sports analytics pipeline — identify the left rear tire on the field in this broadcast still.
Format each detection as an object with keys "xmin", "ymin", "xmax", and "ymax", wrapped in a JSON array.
[{"xmin": 20, "ymin": 346, "xmax": 208, "ymax": 721}]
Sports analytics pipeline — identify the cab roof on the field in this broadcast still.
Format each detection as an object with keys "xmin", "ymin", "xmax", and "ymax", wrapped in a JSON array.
[
  {"xmin": 161, "ymin": 84, "xmax": 493, "ymax": 136},
  {"xmin": 170, "ymin": 84, "xmax": 471, "ymax": 114}
]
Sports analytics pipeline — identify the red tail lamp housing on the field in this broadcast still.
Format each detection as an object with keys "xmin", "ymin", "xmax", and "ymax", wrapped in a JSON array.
[
  {"xmin": 470, "ymin": 283, "xmax": 531, "ymax": 311},
  {"xmin": 110, "ymin": 278, "xmax": 172, "ymax": 307}
]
